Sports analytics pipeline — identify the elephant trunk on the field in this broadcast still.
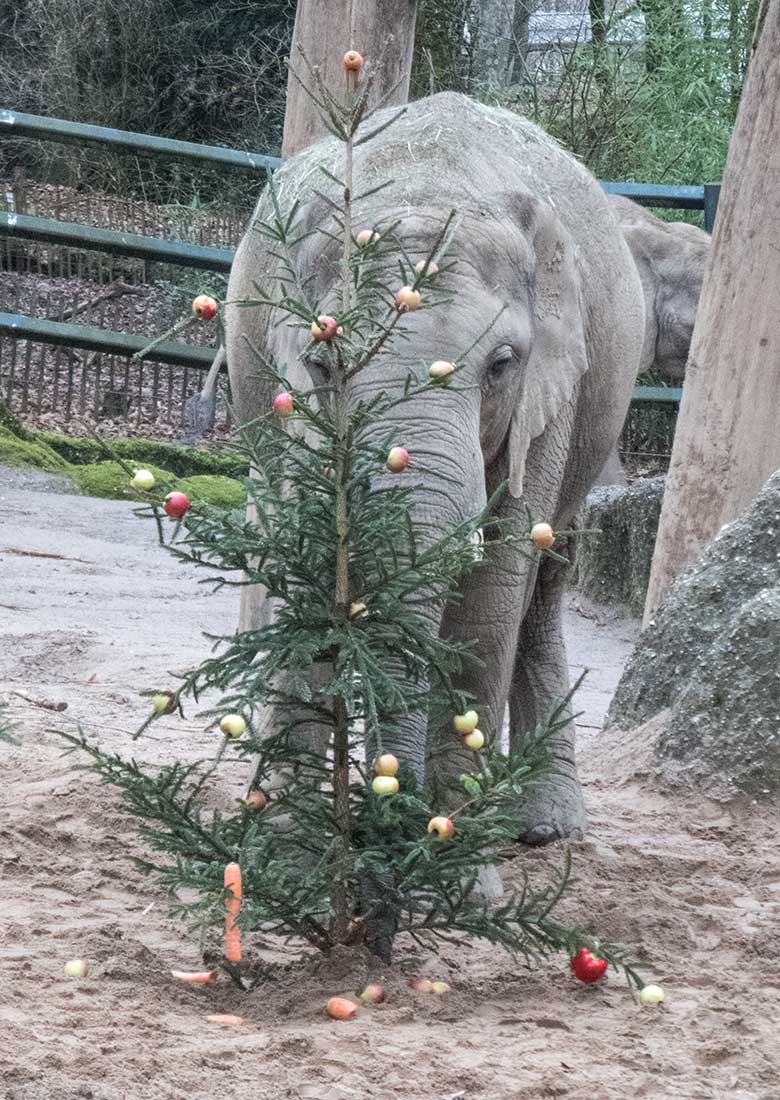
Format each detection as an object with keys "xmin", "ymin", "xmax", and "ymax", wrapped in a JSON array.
[{"xmin": 359, "ymin": 400, "xmax": 487, "ymax": 788}]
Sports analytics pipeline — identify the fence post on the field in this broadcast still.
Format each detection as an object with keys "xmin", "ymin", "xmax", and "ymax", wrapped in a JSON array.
[{"xmin": 703, "ymin": 183, "xmax": 721, "ymax": 234}]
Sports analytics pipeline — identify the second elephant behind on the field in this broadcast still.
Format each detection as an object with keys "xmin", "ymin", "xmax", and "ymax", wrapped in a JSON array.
[{"xmin": 597, "ymin": 196, "xmax": 711, "ymax": 485}]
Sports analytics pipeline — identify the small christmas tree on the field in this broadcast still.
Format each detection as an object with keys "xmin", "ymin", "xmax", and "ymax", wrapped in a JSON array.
[{"xmin": 61, "ymin": 48, "xmax": 642, "ymax": 989}]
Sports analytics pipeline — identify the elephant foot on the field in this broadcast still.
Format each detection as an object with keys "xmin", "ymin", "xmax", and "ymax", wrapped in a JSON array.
[{"xmin": 515, "ymin": 774, "xmax": 587, "ymax": 846}]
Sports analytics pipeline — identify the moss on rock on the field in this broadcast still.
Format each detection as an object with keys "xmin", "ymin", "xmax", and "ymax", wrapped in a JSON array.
[
  {"xmin": 68, "ymin": 461, "xmax": 174, "ymax": 501},
  {"xmin": 35, "ymin": 431, "xmax": 246, "ymax": 480},
  {"xmin": 0, "ymin": 427, "xmax": 70, "ymax": 473},
  {"xmin": 178, "ymin": 474, "xmax": 245, "ymax": 510}
]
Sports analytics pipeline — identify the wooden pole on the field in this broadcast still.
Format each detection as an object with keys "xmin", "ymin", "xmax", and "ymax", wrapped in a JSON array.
[
  {"xmin": 281, "ymin": 0, "xmax": 419, "ymax": 159},
  {"xmin": 644, "ymin": 0, "xmax": 780, "ymax": 623}
]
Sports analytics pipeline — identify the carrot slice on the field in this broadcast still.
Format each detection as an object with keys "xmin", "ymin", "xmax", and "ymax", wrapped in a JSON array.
[
  {"xmin": 171, "ymin": 969, "xmax": 218, "ymax": 984},
  {"xmin": 224, "ymin": 862, "xmax": 242, "ymax": 963},
  {"xmin": 206, "ymin": 1013, "xmax": 244, "ymax": 1025}
]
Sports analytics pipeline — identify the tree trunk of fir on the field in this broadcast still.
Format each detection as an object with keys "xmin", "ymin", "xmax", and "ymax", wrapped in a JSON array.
[
  {"xmin": 644, "ymin": 0, "xmax": 780, "ymax": 623},
  {"xmin": 282, "ymin": 0, "xmax": 418, "ymax": 158}
]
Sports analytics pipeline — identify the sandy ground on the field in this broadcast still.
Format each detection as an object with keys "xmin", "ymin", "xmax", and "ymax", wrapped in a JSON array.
[{"xmin": 1, "ymin": 468, "xmax": 778, "ymax": 1100}]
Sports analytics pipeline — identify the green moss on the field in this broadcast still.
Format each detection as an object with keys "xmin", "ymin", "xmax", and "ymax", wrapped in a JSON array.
[
  {"xmin": 35, "ymin": 431, "xmax": 246, "ymax": 479},
  {"xmin": 0, "ymin": 427, "xmax": 70, "ymax": 472},
  {"xmin": 69, "ymin": 461, "xmax": 174, "ymax": 501},
  {"xmin": 66, "ymin": 461, "xmax": 244, "ymax": 508},
  {"xmin": 178, "ymin": 474, "xmax": 245, "ymax": 509},
  {"xmin": 0, "ymin": 400, "xmax": 34, "ymax": 441}
]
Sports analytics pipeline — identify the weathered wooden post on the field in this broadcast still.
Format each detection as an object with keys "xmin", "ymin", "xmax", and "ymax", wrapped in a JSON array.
[
  {"xmin": 282, "ymin": 0, "xmax": 419, "ymax": 159},
  {"xmin": 644, "ymin": 0, "xmax": 780, "ymax": 622}
]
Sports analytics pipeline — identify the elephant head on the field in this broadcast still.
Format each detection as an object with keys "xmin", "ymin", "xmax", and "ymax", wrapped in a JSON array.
[
  {"xmin": 609, "ymin": 194, "xmax": 710, "ymax": 382},
  {"xmin": 226, "ymin": 94, "xmax": 644, "ymax": 837}
]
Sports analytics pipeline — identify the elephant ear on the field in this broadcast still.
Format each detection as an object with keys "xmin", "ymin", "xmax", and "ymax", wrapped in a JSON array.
[{"xmin": 508, "ymin": 197, "xmax": 590, "ymax": 498}]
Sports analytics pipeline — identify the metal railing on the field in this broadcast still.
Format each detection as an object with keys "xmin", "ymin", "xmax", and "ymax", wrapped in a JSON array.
[{"xmin": 0, "ymin": 109, "xmax": 711, "ymax": 428}]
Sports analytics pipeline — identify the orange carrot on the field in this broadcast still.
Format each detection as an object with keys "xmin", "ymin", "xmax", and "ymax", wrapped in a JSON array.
[
  {"xmin": 171, "ymin": 969, "xmax": 218, "ymax": 984},
  {"xmin": 224, "ymin": 861, "xmax": 242, "ymax": 963},
  {"xmin": 206, "ymin": 1013, "xmax": 244, "ymax": 1026}
]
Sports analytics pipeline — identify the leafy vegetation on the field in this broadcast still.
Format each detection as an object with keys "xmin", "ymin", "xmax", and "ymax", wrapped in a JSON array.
[{"xmin": 0, "ymin": 0, "xmax": 758, "ymax": 203}]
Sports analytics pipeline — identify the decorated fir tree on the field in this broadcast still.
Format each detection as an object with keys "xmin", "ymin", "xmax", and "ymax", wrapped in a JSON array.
[{"xmin": 61, "ymin": 47, "xmax": 648, "ymax": 997}]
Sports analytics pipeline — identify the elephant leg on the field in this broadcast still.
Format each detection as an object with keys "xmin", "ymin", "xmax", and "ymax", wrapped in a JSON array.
[{"xmin": 509, "ymin": 540, "xmax": 587, "ymax": 845}]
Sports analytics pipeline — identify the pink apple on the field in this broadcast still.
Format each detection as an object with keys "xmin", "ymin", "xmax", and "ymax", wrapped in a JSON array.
[
  {"xmin": 359, "ymin": 983, "xmax": 385, "ymax": 1005},
  {"xmin": 191, "ymin": 294, "xmax": 218, "ymax": 321},
  {"xmin": 415, "ymin": 259, "xmax": 439, "ymax": 275},
  {"xmin": 374, "ymin": 754, "xmax": 399, "ymax": 777},
  {"xmin": 429, "ymin": 360, "xmax": 455, "ymax": 385},
  {"xmin": 530, "ymin": 522, "xmax": 555, "ymax": 550},
  {"xmin": 273, "ymin": 392, "xmax": 294, "ymax": 416},
  {"xmin": 386, "ymin": 446, "xmax": 409, "ymax": 473},
  {"xmin": 395, "ymin": 286, "xmax": 421, "ymax": 312},
  {"xmin": 311, "ymin": 315, "xmax": 339, "ymax": 342}
]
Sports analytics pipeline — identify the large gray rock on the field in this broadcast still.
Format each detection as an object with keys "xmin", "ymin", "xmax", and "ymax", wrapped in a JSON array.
[
  {"xmin": 657, "ymin": 588, "xmax": 780, "ymax": 796},
  {"xmin": 573, "ymin": 477, "xmax": 664, "ymax": 616},
  {"xmin": 609, "ymin": 470, "xmax": 780, "ymax": 797}
]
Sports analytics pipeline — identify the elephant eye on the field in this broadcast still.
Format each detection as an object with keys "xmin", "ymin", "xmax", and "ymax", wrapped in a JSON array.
[{"xmin": 485, "ymin": 345, "xmax": 514, "ymax": 384}]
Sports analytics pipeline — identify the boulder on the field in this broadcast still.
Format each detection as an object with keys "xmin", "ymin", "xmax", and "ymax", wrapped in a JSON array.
[
  {"xmin": 608, "ymin": 470, "xmax": 780, "ymax": 797},
  {"xmin": 573, "ymin": 477, "xmax": 665, "ymax": 616}
]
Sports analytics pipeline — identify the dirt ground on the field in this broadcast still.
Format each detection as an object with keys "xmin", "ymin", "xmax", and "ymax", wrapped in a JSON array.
[{"xmin": 1, "ymin": 467, "xmax": 778, "ymax": 1100}]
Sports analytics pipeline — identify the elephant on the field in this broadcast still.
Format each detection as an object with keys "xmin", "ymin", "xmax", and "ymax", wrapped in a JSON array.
[
  {"xmin": 608, "ymin": 195, "xmax": 710, "ymax": 384},
  {"xmin": 225, "ymin": 92, "xmax": 645, "ymax": 845},
  {"xmin": 596, "ymin": 197, "xmax": 710, "ymax": 485}
]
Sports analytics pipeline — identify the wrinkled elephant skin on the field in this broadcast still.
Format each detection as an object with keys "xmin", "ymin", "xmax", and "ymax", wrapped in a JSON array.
[{"xmin": 225, "ymin": 93, "xmax": 645, "ymax": 844}]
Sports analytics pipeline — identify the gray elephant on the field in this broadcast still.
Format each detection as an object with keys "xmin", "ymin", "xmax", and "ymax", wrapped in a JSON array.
[
  {"xmin": 225, "ymin": 93, "xmax": 644, "ymax": 844},
  {"xmin": 595, "ymin": 195, "xmax": 710, "ymax": 484},
  {"xmin": 608, "ymin": 195, "xmax": 709, "ymax": 384}
]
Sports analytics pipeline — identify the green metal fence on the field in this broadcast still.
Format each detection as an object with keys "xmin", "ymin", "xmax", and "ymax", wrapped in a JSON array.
[{"xmin": 1, "ymin": 109, "xmax": 714, "ymax": 439}]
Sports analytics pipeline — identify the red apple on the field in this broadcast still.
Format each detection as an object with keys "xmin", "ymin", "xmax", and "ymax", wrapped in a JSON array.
[
  {"xmin": 408, "ymin": 978, "xmax": 434, "ymax": 993},
  {"xmin": 427, "ymin": 816, "xmax": 454, "ymax": 840},
  {"xmin": 343, "ymin": 50, "xmax": 363, "ymax": 73},
  {"xmin": 163, "ymin": 491, "xmax": 190, "ymax": 519},
  {"xmin": 191, "ymin": 294, "xmax": 218, "ymax": 321},
  {"xmin": 243, "ymin": 789, "xmax": 267, "ymax": 811},
  {"xmin": 570, "ymin": 947, "xmax": 608, "ymax": 983}
]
